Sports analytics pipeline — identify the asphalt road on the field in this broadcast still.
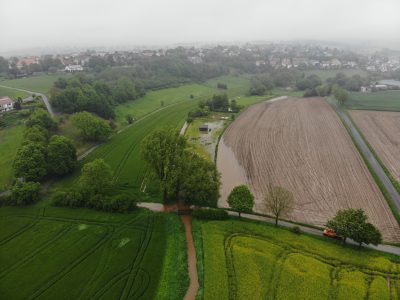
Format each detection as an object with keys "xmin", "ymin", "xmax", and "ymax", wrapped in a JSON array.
[
  {"xmin": 334, "ymin": 105, "xmax": 400, "ymax": 211},
  {"xmin": 0, "ymin": 84, "xmax": 54, "ymax": 116}
]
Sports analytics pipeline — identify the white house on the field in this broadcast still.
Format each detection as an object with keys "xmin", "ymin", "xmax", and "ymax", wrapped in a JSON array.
[
  {"xmin": 0, "ymin": 97, "xmax": 14, "ymax": 113},
  {"xmin": 65, "ymin": 65, "xmax": 83, "ymax": 72}
]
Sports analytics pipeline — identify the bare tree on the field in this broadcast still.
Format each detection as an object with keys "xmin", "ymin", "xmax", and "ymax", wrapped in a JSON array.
[{"xmin": 263, "ymin": 186, "xmax": 294, "ymax": 226}]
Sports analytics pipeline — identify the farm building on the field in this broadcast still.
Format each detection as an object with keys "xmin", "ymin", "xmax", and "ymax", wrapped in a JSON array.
[
  {"xmin": 199, "ymin": 124, "xmax": 210, "ymax": 132},
  {"xmin": 0, "ymin": 97, "xmax": 14, "ymax": 113}
]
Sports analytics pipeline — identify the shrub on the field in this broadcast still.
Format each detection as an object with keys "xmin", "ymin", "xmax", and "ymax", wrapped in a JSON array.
[
  {"xmin": 11, "ymin": 181, "xmax": 41, "ymax": 205},
  {"xmin": 87, "ymin": 194, "xmax": 104, "ymax": 210},
  {"xmin": 50, "ymin": 191, "xmax": 67, "ymax": 206},
  {"xmin": 0, "ymin": 194, "xmax": 14, "ymax": 206},
  {"xmin": 290, "ymin": 226, "xmax": 302, "ymax": 235},
  {"xmin": 110, "ymin": 194, "xmax": 137, "ymax": 212},
  {"xmin": 192, "ymin": 208, "xmax": 228, "ymax": 220}
]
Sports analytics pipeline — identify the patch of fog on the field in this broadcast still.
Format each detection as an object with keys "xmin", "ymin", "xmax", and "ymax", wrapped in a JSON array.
[
  {"xmin": 118, "ymin": 238, "xmax": 131, "ymax": 248},
  {"xmin": 216, "ymin": 136, "xmax": 249, "ymax": 208},
  {"xmin": 78, "ymin": 224, "xmax": 88, "ymax": 230},
  {"xmin": 198, "ymin": 120, "xmax": 225, "ymax": 160}
]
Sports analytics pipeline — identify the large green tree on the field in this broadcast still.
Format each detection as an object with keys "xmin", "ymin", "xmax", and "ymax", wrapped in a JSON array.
[
  {"xmin": 47, "ymin": 135, "xmax": 77, "ymax": 175},
  {"xmin": 71, "ymin": 111, "xmax": 112, "ymax": 142},
  {"xmin": 180, "ymin": 152, "xmax": 220, "ymax": 207},
  {"xmin": 227, "ymin": 185, "xmax": 254, "ymax": 217},
  {"xmin": 78, "ymin": 158, "xmax": 114, "ymax": 196},
  {"xmin": 332, "ymin": 85, "xmax": 349, "ymax": 106},
  {"xmin": 23, "ymin": 125, "xmax": 49, "ymax": 145},
  {"xmin": 26, "ymin": 108, "xmax": 57, "ymax": 131},
  {"xmin": 141, "ymin": 129, "xmax": 186, "ymax": 202},
  {"xmin": 326, "ymin": 208, "xmax": 382, "ymax": 246},
  {"xmin": 13, "ymin": 142, "xmax": 47, "ymax": 181}
]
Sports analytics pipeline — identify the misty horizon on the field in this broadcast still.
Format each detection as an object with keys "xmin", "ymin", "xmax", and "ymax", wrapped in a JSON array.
[{"xmin": 1, "ymin": 0, "xmax": 400, "ymax": 55}]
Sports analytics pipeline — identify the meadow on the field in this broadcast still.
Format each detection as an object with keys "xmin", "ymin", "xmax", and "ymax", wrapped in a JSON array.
[
  {"xmin": 193, "ymin": 219, "xmax": 400, "ymax": 300},
  {"xmin": 114, "ymin": 75, "xmax": 252, "ymax": 127},
  {"xmin": 0, "ymin": 74, "xmax": 69, "ymax": 95},
  {"xmin": 345, "ymin": 90, "xmax": 400, "ymax": 111},
  {"xmin": 0, "ymin": 206, "xmax": 187, "ymax": 300},
  {"xmin": 0, "ymin": 86, "xmax": 29, "ymax": 100}
]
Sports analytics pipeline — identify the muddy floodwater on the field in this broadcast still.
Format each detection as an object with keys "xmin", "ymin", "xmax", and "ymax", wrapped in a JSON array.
[{"xmin": 216, "ymin": 136, "xmax": 248, "ymax": 208}]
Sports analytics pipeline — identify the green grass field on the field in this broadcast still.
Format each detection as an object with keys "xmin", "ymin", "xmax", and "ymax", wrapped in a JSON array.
[
  {"xmin": 114, "ymin": 75, "xmax": 252, "ymax": 127},
  {"xmin": 0, "ymin": 74, "xmax": 69, "ymax": 95},
  {"xmin": 0, "ymin": 206, "xmax": 187, "ymax": 300},
  {"xmin": 0, "ymin": 87, "xmax": 29, "ymax": 100},
  {"xmin": 345, "ymin": 91, "xmax": 400, "ymax": 111},
  {"xmin": 193, "ymin": 219, "xmax": 400, "ymax": 300},
  {"xmin": 0, "ymin": 125, "xmax": 25, "ymax": 191}
]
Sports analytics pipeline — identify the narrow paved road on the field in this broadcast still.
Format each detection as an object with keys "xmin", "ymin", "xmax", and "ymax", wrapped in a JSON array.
[
  {"xmin": 227, "ymin": 211, "xmax": 400, "ymax": 256},
  {"xmin": 138, "ymin": 202, "xmax": 400, "ymax": 256},
  {"xmin": 0, "ymin": 84, "xmax": 54, "ymax": 116},
  {"xmin": 334, "ymin": 104, "xmax": 400, "ymax": 211}
]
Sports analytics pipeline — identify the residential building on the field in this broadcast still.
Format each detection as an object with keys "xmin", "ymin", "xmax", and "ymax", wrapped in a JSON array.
[
  {"xmin": 64, "ymin": 65, "xmax": 83, "ymax": 72},
  {"xmin": 0, "ymin": 97, "xmax": 14, "ymax": 113}
]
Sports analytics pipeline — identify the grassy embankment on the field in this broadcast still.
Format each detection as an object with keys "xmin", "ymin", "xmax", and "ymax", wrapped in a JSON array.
[
  {"xmin": 193, "ymin": 218, "xmax": 400, "ymax": 300},
  {"xmin": 0, "ymin": 205, "xmax": 187, "ymax": 300}
]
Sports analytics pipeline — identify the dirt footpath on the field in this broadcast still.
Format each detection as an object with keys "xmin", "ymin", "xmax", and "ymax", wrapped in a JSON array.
[
  {"xmin": 181, "ymin": 215, "xmax": 199, "ymax": 300},
  {"xmin": 217, "ymin": 97, "xmax": 400, "ymax": 242}
]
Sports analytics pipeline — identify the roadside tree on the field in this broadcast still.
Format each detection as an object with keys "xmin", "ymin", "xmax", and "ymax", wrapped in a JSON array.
[
  {"xmin": 141, "ymin": 129, "xmax": 186, "ymax": 202},
  {"xmin": 227, "ymin": 185, "xmax": 254, "ymax": 217},
  {"xmin": 326, "ymin": 208, "xmax": 382, "ymax": 247},
  {"xmin": 263, "ymin": 186, "xmax": 294, "ymax": 226}
]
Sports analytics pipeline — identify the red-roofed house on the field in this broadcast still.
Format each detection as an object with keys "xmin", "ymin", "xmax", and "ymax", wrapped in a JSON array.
[{"xmin": 0, "ymin": 97, "xmax": 14, "ymax": 113}]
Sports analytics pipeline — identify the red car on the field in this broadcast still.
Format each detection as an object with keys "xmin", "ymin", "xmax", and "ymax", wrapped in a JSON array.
[{"xmin": 323, "ymin": 228, "xmax": 341, "ymax": 239}]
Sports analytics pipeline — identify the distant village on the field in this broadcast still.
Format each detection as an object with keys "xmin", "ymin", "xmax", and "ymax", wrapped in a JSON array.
[{"xmin": 4, "ymin": 43, "xmax": 400, "ymax": 76}]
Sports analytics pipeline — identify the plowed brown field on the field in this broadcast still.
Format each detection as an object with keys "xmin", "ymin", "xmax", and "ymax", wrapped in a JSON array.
[
  {"xmin": 217, "ymin": 97, "xmax": 400, "ymax": 242},
  {"xmin": 350, "ymin": 110, "xmax": 400, "ymax": 181}
]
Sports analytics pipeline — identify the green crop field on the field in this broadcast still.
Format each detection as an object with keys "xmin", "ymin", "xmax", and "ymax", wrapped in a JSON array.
[
  {"xmin": 0, "ymin": 206, "xmax": 187, "ymax": 300},
  {"xmin": 0, "ymin": 74, "xmax": 69, "ymax": 95},
  {"xmin": 0, "ymin": 125, "xmax": 25, "ymax": 191},
  {"xmin": 53, "ymin": 100, "xmax": 199, "ymax": 201},
  {"xmin": 345, "ymin": 91, "xmax": 400, "ymax": 111},
  {"xmin": 193, "ymin": 219, "xmax": 400, "ymax": 300}
]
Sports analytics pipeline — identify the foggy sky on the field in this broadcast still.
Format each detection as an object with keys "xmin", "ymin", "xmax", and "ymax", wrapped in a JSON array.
[{"xmin": 1, "ymin": 0, "xmax": 400, "ymax": 54}]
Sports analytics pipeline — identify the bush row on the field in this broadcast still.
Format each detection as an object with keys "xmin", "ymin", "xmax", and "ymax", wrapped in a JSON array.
[
  {"xmin": 0, "ymin": 181, "xmax": 41, "ymax": 206},
  {"xmin": 51, "ymin": 190, "xmax": 137, "ymax": 213},
  {"xmin": 192, "ymin": 208, "xmax": 228, "ymax": 220}
]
